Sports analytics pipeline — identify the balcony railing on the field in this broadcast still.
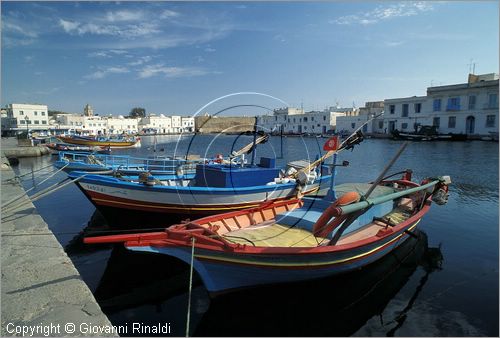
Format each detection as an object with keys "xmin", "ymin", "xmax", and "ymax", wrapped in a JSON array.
[{"xmin": 484, "ymin": 103, "xmax": 499, "ymax": 109}]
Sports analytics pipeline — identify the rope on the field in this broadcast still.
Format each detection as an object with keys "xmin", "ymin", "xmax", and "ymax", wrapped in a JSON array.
[
  {"xmin": 1, "ymin": 175, "xmax": 87, "ymax": 214},
  {"xmin": 1, "ymin": 163, "xmax": 55, "ymax": 183},
  {"xmin": 185, "ymin": 237, "xmax": 196, "ymax": 337},
  {"xmin": 1, "ymin": 163, "xmax": 69, "ymax": 207}
]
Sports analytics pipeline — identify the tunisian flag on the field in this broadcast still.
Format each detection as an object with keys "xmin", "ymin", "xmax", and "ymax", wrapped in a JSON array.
[{"xmin": 323, "ymin": 135, "xmax": 339, "ymax": 151}]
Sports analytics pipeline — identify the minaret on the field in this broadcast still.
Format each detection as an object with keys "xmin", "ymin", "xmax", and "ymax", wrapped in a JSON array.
[{"xmin": 84, "ymin": 104, "xmax": 94, "ymax": 117}]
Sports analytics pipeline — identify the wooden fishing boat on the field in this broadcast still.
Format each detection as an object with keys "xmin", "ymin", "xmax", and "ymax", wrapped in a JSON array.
[
  {"xmin": 57, "ymin": 135, "xmax": 140, "ymax": 148},
  {"xmin": 392, "ymin": 126, "xmax": 467, "ymax": 141},
  {"xmin": 84, "ymin": 169, "xmax": 451, "ymax": 293},
  {"xmin": 69, "ymin": 157, "xmax": 332, "ymax": 220},
  {"xmin": 47, "ymin": 142, "xmax": 111, "ymax": 155}
]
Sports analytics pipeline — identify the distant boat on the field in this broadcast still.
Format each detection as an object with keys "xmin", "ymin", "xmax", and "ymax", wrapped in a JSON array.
[
  {"xmin": 47, "ymin": 142, "xmax": 111, "ymax": 155},
  {"xmin": 57, "ymin": 135, "xmax": 140, "ymax": 148},
  {"xmin": 392, "ymin": 126, "xmax": 467, "ymax": 141},
  {"xmin": 84, "ymin": 169, "xmax": 451, "ymax": 294}
]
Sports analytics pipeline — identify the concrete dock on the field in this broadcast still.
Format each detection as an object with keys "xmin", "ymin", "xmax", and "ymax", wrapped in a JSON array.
[{"xmin": 1, "ymin": 142, "xmax": 116, "ymax": 336}]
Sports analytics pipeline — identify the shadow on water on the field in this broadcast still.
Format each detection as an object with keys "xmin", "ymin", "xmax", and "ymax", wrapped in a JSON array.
[{"xmin": 70, "ymin": 221, "xmax": 443, "ymax": 336}]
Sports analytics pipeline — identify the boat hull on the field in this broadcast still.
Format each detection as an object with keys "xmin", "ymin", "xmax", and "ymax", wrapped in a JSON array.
[
  {"xmin": 73, "ymin": 173, "xmax": 331, "ymax": 218},
  {"xmin": 58, "ymin": 136, "xmax": 139, "ymax": 147},
  {"xmin": 128, "ymin": 220, "xmax": 419, "ymax": 293}
]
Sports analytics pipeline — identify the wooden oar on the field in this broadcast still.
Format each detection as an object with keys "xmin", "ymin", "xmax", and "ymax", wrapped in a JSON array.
[{"xmin": 329, "ymin": 141, "xmax": 409, "ymax": 245}]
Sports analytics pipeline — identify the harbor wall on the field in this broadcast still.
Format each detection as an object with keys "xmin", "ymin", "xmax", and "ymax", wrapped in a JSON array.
[
  {"xmin": 0, "ymin": 146, "xmax": 116, "ymax": 336},
  {"xmin": 195, "ymin": 116, "xmax": 256, "ymax": 133}
]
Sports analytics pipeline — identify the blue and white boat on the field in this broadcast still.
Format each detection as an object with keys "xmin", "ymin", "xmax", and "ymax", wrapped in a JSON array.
[{"xmin": 69, "ymin": 156, "xmax": 332, "ymax": 221}]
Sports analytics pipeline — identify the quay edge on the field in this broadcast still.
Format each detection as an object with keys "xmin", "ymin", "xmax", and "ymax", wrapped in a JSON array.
[{"xmin": 0, "ymin": 152, "xmax": 116, "ymax": 336}]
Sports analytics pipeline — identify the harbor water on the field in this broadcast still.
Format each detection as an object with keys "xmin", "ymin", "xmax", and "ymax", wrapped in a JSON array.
[{"xmin": 13, "ymin": 135, "xmax": 499, "ymax": 336}]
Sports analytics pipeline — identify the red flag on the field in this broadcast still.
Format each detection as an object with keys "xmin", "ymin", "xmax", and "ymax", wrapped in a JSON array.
[{"xmin": 323, "ymin": 136, "xmax": 339, "ymax": 151}]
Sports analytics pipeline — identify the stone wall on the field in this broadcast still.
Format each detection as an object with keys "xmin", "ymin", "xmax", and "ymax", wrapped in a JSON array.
[{"xmin": 195, "ymin": 116, "xmax": 256, "ymax": 133}]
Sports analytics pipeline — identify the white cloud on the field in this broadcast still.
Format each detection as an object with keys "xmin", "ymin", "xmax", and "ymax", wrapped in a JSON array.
[
  {"xmin": 204, "ymin": 47, "xmax": 216, "ymax": 52},
  {"xmin": 87, "ymin": 49, "xmax": 129, "ymax": 58},
  {"xmin": 331, "ymin": 2, "xmax": 434, "ymax": 25},
  {"xmin": 138, "ymin": 64, "xmax": 210, "ymax": 78},
  {"xmin": 59, "ymin": 19, "xmax": 159, "ymax": 37},
  {"xmin": 105, "ymin": 10, "xmax": 145, "ymax": 22},
  {"xmin": 84, "ymin": 66, "xmax": 130, "ymax": 79},
  {"xmin": 2, "ymin": 21, "xmax": 38, "ymax": 38},
  {"xmin": 160, "ymin": 9, "xmax": 180, "ymax": 19},
  {"xmin": 128, "ymin": 56, "xmax": 153, "ymax": 66}
]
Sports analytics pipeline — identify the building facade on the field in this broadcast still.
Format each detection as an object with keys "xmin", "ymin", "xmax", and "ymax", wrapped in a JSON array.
[
  {"xmin": 336, "ymin": 101, "xmax": 385, "ymax": 135},
  {"xmin": 260, "ymin": 106, "xmax": 357, "ymax": 134},
  {"xmin": 3, "ymin": 103, "xmax": 50, "ymax": 132},
  {"xmin": 373, "ymin": 73, "xmax": 499, "ymax": 137}
]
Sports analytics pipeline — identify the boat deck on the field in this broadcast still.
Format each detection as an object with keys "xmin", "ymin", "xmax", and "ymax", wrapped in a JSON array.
[{"xmin": 222, "ymin": 207, "xmax": 412, "ymax": 248}]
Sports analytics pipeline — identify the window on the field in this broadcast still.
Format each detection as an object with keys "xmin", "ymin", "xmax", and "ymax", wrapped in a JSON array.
[
  {"xmin": 304, "ymin": 126, "xmax": 307, "ymax": 130},
  {"xmin": 433, "ymin": 117, "xmax": 440, "ymax": 127},
  {"xmin": 20, "ymin": 120, "xmax": 25, "ymax": 124},
  {"xmin": 288, "ymin": 118, "xmax": 290, "ymax": 123},
  {"xmin": 486, "ymin": 115, "xmax": 496, "ymax": 127},
  {"xmin": 42, "ymin": 121, "xmax": 47, "ymax": 124},
  {"xmin": 34, "ymin": 120, "xmax": 40, "ymax": 124},
  {"xmin": 402, "ymin": 123, "xmax": 408, "ymax": 129},
  {"xmin": 468, "ymin": 96, "xmax": 476, "ymax": 110},
  {"xmin": 293, "ymin": 118, "xmax": 296, "ymax": 123},
  {"xmin": 323, "ymin": 116, "xmax": 326, "ymax": 121},
  {"xmin": 389, "ymin": 105, "xmax": 395, "ymax": 114},
  {"xmin": 446, "ymin": 97, "xmax": 460, "ymax": 111},
  {"xmin": 351, "ymin": 123, "xmax": 356, "ymax": 129},
  {"xmin": 41, "ymin": 111, "xmax": 46, "ymax": 116},
  {"xmin": 312, "ymin": 125, "xmax": 315, "ymax": 129},
  {"xmin": 34, "ymin": 111, "xmax": 38, "ymax": 116},
  {"xmin": 275, "ymin": 116, "xmax": 277, "ymax": 121},
  {"xmin": 448, "ymin": 116, "xmax": 456, "ymax": 128},
  {"xmin": 378, "ymin": 121, "xmax": 383, "ymax": 129},
  {"xmin": 19, "ymin": 111, "xmax": 24, "ymax": 115},
  {"xmin": 304, "ymin": 117, "xmax": 308, "ymax": 122},
  {"xmin": 414, "ymin": 103, "xmax": 421, "ymax": 113},
  {"xmin": 433, "ymin": 99, "xmax": 441, "ymax": 111},
  {"xmin": 402, "ymin": 104, "xmax": 409, "ymax": 117},
  {"xmin": 489, "ymin": 94, "xmax": 498, "ymax": 108},
  {"xmin": 311, "ymin": 117, "xmax": 314, "ymax": 121}
]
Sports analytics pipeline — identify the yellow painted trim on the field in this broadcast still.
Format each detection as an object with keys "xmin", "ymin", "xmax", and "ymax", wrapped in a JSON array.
[{"xmin": 193, "ymin": 222, "xmax": 420, "ymax": 267}]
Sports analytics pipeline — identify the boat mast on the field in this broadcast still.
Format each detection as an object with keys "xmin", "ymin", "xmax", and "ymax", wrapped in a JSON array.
[{"xmin": 250, "ymin": 116, "xmax": 258, "ymax": 166}]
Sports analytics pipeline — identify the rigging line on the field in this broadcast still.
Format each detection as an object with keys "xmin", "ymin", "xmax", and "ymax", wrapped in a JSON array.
[
  {"xmin": 2, "ymin": 176, "xmax": 70, "ymax": 209},
  {"xmin": 2, "ymin": 163, "xmax": 55, "ymax": 182}
]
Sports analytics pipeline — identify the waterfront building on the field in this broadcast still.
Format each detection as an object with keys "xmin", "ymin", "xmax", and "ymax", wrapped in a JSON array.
[
  {"xmin": 260, "ymin": 106, "xmax": 357, "ymax": 134},
  {"xmin": 107, "ymin": 116, "xmax": 138, "ymax": 134},
  {"xmin": 181, "ymin": 116, "xmax": 195, "ymax": 132},
  {"xmin": 2, "ymin": 103, "xmax": 50, "ymax": 133},
  {"xmin": 138, "ymin": 114, "xmax": 172, "ymax": 133},
  {"xmin": 372, "ymin": 73, "xmax": 498, "ymax": 137},
  {"xmin": 171, "ymin": 116, "xmax": 182, "ymax": 133},
  {"xmin": 336, "ymin": 101, "xmax": 385, "ymax": 135}
]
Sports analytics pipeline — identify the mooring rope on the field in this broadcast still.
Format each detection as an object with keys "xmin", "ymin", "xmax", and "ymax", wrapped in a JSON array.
[
  {"xmin": 185, "ymin": 236, "xmax": 196, "ymax": 337},
  {"xmin": 2, "ymin": 174, "xmax": 87, "ymax": 213},
  {"xmin": 2, "ymin": 163, "xmax": 55, "ymax": 183}
]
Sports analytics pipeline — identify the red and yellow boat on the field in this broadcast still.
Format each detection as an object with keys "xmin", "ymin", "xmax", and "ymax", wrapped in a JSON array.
[{"xmin": 57, "ymin": 135, "xmax": 140, "ymax": 148}]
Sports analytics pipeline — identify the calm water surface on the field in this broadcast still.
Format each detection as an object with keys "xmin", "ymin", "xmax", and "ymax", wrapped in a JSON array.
[{"xmin": 14, "ymin": 136, "xmax": 499, "ymax": 336}]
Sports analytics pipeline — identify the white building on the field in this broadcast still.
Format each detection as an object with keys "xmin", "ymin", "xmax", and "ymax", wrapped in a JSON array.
[
  {"xmin": 3, "ymin": 103, "xmax": 50, "ymax": 132},
  {"xmin": 138, "ymin": 115, "xmax": 172, "ymax": 133},
  {"xmin": 260, "ymin": 106, "xmax": 357, "ymax": 134},
  {"xmin": 336, "ymin": 101, "xmax": 385, "ymax": 135},
  {"xmin": 181, "ymin": 116, "xmax": 195, "ymax": 132},
  {"xmin": 107, "ymin": 116, "xmax": 138, "ymax": 134},
  {"xmin": 372, "ymin": 73, "xmax": 498, "ymax": 137}
]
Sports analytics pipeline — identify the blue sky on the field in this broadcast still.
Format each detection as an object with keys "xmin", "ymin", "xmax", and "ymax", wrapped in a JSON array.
[{"xmin": 2, "ymin": 1, "xmax": 498, "ymax": 116}]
